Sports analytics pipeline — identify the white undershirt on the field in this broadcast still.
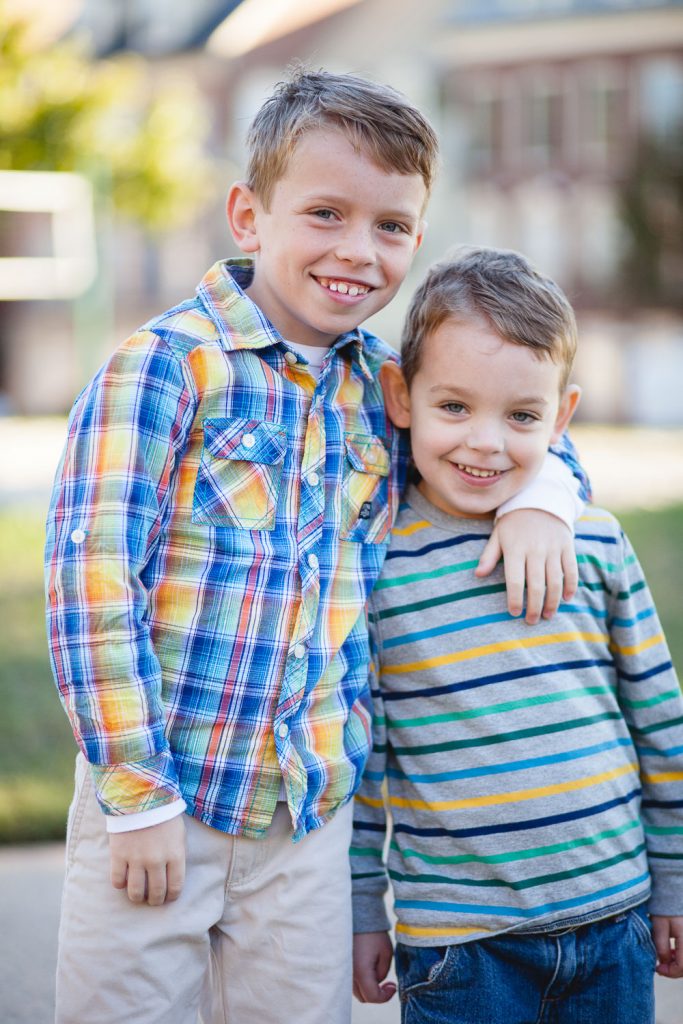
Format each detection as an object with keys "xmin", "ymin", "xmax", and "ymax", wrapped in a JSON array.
[{"xmin": 285, "ymin": 340, "xmax": 330, "ymax": 381}]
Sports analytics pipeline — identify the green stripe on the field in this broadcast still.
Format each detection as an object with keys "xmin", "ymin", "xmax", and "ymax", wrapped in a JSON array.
[
  {"xmin": 648, "ymin": 851, "xmax": 683, "ymax": 861},
  {"xmin": 577, "ymin": 552, "xmax": 637, "ymax": 573},
  {"xmin": 392, "ymin": 711, "xmax": 623, "ymax": 756},
  {"xmin": 377, "ymin": 583, "xmax": 506, "ymax": 621},
  {"xmin": 389, "ymin": 686, "xmax": 613, "ymax": 729},
  {"xmin": 391, "ymin": 820, "xmax": 640, "ymax": 866},
  {"xmin": 388, "ymin": 844, "xmax": 646, "ymax": 892},
  {"xmin": 643, "ymin": 826, "xmax": 683, "ymax": 836},
  {"xmin": 349, "ymin": 846, "xmax": 383, "ymax": 858},
  {"xmin": 579, "ymin": 579, "xmax": 646, "ymax": 600},
  {"xmin": 620, "ymin": 689, "xmax": 680, "ymax": 711},
  {"xmin": 350, "ymin": 871, "xmax": 386, "ymax": 880},
  {"xmin": 374, "ymin": 558, "xmax": 479, "ymax": 590},
  {"xmin": 635, "ymin": 715, "xmax": 683, "ymax": 736}
]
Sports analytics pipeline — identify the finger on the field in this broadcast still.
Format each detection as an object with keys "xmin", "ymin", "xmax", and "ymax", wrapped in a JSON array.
[
  {"xmin": 524, "ymin": 554, "xmax": 546, "ymax": 625},
  {"xmin": 561, "ymin": 544, "xmax": 579, "ymax": 601},
  {"xmin": 166, "ymin": 853, "xmax": 186, "ymax": 903},
  {"xmin": 126, "ymin": 864, "xmax": 147, "ymax": 904},
  {"xmin": 146, "ymin": 863, "xmax": 168, "ymax": 907},
  {"xmin": 475, "ymin": 530, "xmax": 502, "ymax": 578},
  {"xmin": 502, "ymin": 555, "xmax": 525, "ymax": 618},
  {"xmin": 652, "ymin": 917, "xmax": 673, "ymax": 967},
  {"xmin": 110, "ymin": 854, "xmax": 128, "ymax": 891},
  {"xmin": 542, "ymin": 556, "xmax": 563, "ymax": 620},
  {"xmin": 377, "ymin": 981, "xmax": 397, "ymax": 1002}
]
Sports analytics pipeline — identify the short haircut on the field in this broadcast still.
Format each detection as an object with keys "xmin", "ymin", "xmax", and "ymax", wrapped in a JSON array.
[
  {"xmin": 246, "ymin": 65, "xmax": 439, "ymax": 208},
  {"xmin": 401, "ymin": 246, "xmax": 578, "ymax": 390}
]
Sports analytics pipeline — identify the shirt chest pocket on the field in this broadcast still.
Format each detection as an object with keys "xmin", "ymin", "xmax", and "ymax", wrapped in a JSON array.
[
  {"xmin": 192, "ymin": 417, "xmax": 287, "ymax": 530},
  {"xmin": 341, "ymin": 433, "xmax": 393, "ymax": 544}
]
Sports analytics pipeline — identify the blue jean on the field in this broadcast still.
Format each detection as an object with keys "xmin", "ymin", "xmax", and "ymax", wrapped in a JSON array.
[{"xmin": 395, "ymin": 906, "xmax": 657, "ymax": 1024}]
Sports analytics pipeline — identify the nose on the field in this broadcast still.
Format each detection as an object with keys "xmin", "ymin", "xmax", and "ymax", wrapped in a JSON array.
[
  {"xmin": 466, "ymin": 419, "xmax": 504, "ymax": 454},
  {"xmin": 334, "ymin": 221, "xmax": 376, "ymax": 266}
]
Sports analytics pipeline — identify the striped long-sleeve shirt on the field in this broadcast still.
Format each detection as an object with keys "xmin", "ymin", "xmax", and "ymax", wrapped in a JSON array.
[{"xmin": 351, "ymin": 486, "xmax": 683, "ymax": 944}]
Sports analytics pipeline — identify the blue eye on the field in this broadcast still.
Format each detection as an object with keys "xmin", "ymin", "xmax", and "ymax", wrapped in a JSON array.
[
  {"xmin": 443, "ymin": 402, "xmax": 466, "ymax": 414},
  {"xmin": 313, "ymin": 209, "xmax": 335, "ymax": 220},
  {"xmin": 511, "ymin": 411, "xmax": 537, "ymax": 424}
]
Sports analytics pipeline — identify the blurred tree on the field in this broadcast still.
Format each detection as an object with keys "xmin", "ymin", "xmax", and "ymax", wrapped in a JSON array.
[
  {"xmin": 0, "ymin": 4, "xmax": 217, "ymax": 231},
  {"xmin": 618, "ymin": 128, "xmax": 683, "ymax": 311}
]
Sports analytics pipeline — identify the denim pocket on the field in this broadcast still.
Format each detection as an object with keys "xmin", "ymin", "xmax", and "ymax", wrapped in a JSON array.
[
  {"xmin": 629, "ymin": 905, "xmax": 658, "ymax": 962},
  {"xmin": 396, "ymin": 942, "xmax": 454, "ymax": 999},
  {"xmin": 192, "ymin": 417, "xmax": 287, "ymax": 529},
  {"xmin": 340, "ymin": 432, "xmax": 393, "ymax": 544}
]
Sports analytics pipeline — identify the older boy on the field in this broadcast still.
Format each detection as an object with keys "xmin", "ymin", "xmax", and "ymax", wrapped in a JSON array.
[
  {"xmin": 46, "ymin": 73, "xmax": 584, "ymax": 1024},
  {"xmin": 351, "ymin": 247, "xmax": 683, "ymax": 1024}
]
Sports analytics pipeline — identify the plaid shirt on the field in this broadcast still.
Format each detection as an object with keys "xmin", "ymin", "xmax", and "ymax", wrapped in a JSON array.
[{"xmin": 46, "ymin": 260, "xmax": 406, "ymax": 839}]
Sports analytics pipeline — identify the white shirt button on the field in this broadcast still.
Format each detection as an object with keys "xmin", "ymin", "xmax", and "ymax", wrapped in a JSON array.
[
  {"xmin": 277, "ymin": 722, "xmax": 289, "ymax": 738},
  {"xmin": 307, "ymin": 472, "xmax": 320, "ymax": 487},
  {"xmin": 284, "ymin": 351, "xmax": 298, "ymax": 365},
  {"xmin": 70, "ymin": 529, "xmax": 86, "ymax": 544},
  {"xmin": 308, "ymin": 553, "xmax": 319, "ymax": 570},
  {"xmin": 242, "ymin": 433, "xmax": 256, "ymax": 449},
  {"xmin": 294, "ymin": 644, "xmax": 306, "ymax": 660}
]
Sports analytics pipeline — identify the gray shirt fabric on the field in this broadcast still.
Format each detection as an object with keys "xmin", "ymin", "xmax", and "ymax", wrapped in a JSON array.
[{"xmin": 351, "ymin": 486, "xmax": 683, "ymax": 946}]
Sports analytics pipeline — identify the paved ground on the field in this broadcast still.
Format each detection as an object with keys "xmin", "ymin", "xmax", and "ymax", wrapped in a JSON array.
[{"xmin": 0, "ymin": 843, "xmax": 681, "ymax": 1024}]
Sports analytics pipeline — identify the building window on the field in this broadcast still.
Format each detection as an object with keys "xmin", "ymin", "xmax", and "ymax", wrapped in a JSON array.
[
  {"xmin": 580, "ymin": 67, "xmax": 625, "ymax": 168},
  {"xmin": 522, "ymin": 82, "xmax": 563, "ymax": 167},
  {"xmin": 468, "ymin": 93, "xmax": 503, "ymax": 174}
]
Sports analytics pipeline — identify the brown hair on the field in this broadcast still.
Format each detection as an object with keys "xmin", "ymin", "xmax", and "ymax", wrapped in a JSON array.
[
  {"xmin": 246, "ymin": 65, "xmax": 439, "ymax": 208},
  {"xmin": 401, "ymin": 246, "xmax": 578, "ymax": 390}
]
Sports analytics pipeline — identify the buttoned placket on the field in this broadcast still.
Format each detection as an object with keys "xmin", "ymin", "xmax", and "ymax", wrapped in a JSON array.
[{"xmin": 272, "ymin": 349, "xmax": 327, "ymax": 788}]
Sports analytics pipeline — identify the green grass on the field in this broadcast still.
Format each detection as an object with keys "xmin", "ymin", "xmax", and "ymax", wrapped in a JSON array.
[{"xmin": 0, "ymin": 503, "xmax": 682, "ymax": 844}]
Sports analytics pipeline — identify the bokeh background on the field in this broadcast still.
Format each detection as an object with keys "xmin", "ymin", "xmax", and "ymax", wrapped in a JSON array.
[{"xmin": 0, "ymin": 0, "xmax": 682, "ymax": 846}]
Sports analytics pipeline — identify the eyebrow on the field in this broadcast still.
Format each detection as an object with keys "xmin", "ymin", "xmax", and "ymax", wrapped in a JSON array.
[{"xmin": 429, "ymin": 385, "xmax": 549, "ymax": 407}]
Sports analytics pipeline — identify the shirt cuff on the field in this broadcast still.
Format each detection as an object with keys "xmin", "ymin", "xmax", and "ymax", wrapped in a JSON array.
[
  {"xmin": 105, "ymin": 798, "xmax": 187, "ymax": 833},
  {"xmin": 496, "ymin": 452, "xmax": 584, "ymax": 531}
]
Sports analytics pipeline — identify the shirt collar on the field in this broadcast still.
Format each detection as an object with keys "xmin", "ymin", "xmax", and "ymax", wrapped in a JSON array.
[{"xmin": 196, "ymin": 259, "xmax": 374, "ymax": 381}]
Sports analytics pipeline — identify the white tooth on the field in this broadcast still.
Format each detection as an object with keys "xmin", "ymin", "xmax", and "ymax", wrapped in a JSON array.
[
  {"xmin": 319, "ymin": 278, "xmax": 328, "ymax": 286},
  {"xmin": 348, "ymin": 286, "xmax": 359, "ymax": 296},
  {"xmin": 337, "ymin": 282, "xmax": 349, "ymax": 294},
  {"xmin": 330, "ymin": 282, "xmax": 338, "ymax": 292}
]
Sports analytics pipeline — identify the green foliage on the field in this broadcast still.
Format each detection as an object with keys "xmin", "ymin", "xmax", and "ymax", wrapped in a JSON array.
[
  {"xmin": 0, "ymin": 5, "xmax": 217, "ymax": 230},
  {"xmin": 618, "ymin": 128, "xmax": 683, "ymax": 310}
]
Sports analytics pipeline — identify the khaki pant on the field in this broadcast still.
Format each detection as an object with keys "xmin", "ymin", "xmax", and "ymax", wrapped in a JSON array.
[{"xmin": 56, "ymin": 755, "xmax": 353, "ymax": 1024}]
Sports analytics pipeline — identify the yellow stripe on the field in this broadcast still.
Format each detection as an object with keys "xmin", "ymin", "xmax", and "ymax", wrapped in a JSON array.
[
  {"xmin": 396, "ymin": 923, "xmax": 488, "ymax": 938},
  {"xmin": 641, "ymin": 771, "xmax": 683, "ymax": 784},
  {"xmin": 392, "ymin": 519, "xmax": 431, "ymax": 537},
  {"xmin": 388, "ymin": 762, "xmax": 637, "ymax": 812},
  {"xmin": 579, "ymin": 513, "xmax": 613, "ymax": 523},
  {"xmin": 383, "ymin": 631, "xmax": 609, "ymax": 675},
  {"xmin": 610, "ymin": 633, "xmax": 664, "ymax": 657}
]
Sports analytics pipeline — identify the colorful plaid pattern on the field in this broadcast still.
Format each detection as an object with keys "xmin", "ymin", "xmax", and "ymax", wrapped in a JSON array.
[{"xmin": 45, "ymin": 260, "xmax": 406, "ymax": 839}]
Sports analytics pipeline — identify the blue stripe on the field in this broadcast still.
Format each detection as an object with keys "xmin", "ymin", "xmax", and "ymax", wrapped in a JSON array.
[
  {"xmin": 618, "ymin": 661, "xmax": 673, "ymax": 683},
  {"xmin": 382, "ymin": 658, "xmax": 615, "ymax": 702},
  {"xmin": 392, "ymin": 789, "xmax": 642, "ymax": 839},
  {"xmin": 386, "ymin": 533, "xmax": 490, "ymax": 561},
  {"xmin": 386, "ymin": 737, "xmax": 634, "ymax": 784},
  {"xmin": 395, "ymin": 872, "xmax": 650, "ymax": 919}
]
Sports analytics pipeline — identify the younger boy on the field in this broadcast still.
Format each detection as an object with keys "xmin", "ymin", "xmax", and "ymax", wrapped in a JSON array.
[
  {"xmin": 351, "ymin": 247, "xmax": 683, "ymax": 1024},
  {"xmin": 46, "ymin": 72, "xmax": 584, "ymax": 1024}
]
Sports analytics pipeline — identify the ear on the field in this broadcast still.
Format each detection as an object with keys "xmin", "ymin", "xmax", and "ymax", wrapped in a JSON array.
[
  {"xmin": 550, "ymin": 384, "xmax": 581, "ymax": 444},
  {"xmin": 379, "ymin": 360, "xmax": 412, "ymax": 429},
  {"xmin": 226, "ymin": 181, "xmax": 261, "ymax": 254},
  {"xmin": 414, "ymin": 219, "xmax": 427, "ymax": 254}
]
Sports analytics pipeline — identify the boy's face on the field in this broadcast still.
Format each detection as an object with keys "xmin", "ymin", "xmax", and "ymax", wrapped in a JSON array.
[
  {"xmin": 227, "ymin": 128, "xmax": 426, "ymax": 347},
  {"xmin": 382, "ymin": 316, "xmax": 580, "ymax": 519}
]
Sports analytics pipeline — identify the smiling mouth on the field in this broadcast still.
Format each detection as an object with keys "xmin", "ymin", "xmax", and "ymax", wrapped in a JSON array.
[
  {"xmin": 455, "ymin": 463, "xmax": 505, "ymax": 479},
  {"xmin": 315, "ymin": 276, "xmax": 372, "ymax": 296}
]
